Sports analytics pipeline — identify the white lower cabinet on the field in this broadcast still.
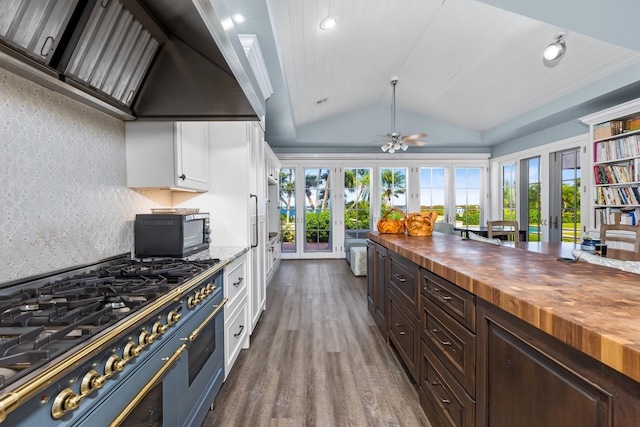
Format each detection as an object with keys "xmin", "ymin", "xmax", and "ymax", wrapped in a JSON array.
[
  {"xmin": 224, "ymin": 253, "xmax": 250, "ymax": 378},
  {"xmin": 266, "ymin": 236, "xmax": 281, "ymax": 284}
]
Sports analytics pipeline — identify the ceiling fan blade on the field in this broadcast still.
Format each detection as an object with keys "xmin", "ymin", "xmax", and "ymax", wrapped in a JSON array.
[
  {"xmin": 403, "ymin": 139, "xmax": 426, "ymax": 146},
  {"xmin": 403, "ymin": 133, "xmax": 428, "ymax": 140}
]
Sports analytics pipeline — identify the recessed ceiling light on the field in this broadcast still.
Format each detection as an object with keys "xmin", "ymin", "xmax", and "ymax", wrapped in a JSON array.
[
  {"xmin": 232, "ymin": 13, "xmax": 246, "ymax": 24},
  {"xmin": 319, "ymin": 16, "xmax": 338, "ymax": 30}
]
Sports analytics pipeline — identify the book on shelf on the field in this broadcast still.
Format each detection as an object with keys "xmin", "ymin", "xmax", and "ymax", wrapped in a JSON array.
[
  {"xmin": 594, "ymin": 134, "xmax": 640, "ymax": 162},
  {"xmin": 596, "ymin": 186, "xmax": 640, "ymax": 206}
]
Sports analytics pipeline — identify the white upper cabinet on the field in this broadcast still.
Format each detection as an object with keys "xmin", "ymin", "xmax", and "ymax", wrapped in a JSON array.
[{"xmin": 125, "ymin": 121, "xmax": 210, "ymax": 192}]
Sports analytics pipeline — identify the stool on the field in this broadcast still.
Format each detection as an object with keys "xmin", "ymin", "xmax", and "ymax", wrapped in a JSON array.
[
  {"xmin": 345, "ymin": 238, "xmax": 368, "ymax": 264},
  {"xmin": 350, "ymin": 246, "xmax": 367, "ymax": 276}
]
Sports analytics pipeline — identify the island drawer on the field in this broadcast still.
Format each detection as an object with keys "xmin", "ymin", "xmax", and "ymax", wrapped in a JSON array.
[
  {"xmin": 389, "ymin": 252, "xmax": 421, "ymax": 317},
  {"xmin": 422, "ymin": 269, "xmax": 475, "ymax": 332},
  {"xmin": 420, "ymin": 341, "xmax": 475, "ymax": 427},
  {"xmin": 422, "ymin": 295, "xmax": 476, "ymax": 397},
  {"xmin": 388, "ymin": 290, "xmax": 419, "ymax": 383}
]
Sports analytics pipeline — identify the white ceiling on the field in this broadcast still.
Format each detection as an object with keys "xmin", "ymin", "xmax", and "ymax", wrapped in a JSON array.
[{"xmin": 229, "ymin": 0, "xmax": 640, "ymax": 151}]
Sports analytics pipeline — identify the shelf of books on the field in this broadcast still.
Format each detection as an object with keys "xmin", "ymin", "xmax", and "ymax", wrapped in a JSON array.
[{"xmin": 581, "ymin": 98, "xmax": 640, "ymax": 230}]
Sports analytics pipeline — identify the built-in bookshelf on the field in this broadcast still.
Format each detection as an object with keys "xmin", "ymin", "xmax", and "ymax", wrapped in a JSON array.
[{"xmin": 581, "ymin": 99, "xmax": 640, "ymax": 229}]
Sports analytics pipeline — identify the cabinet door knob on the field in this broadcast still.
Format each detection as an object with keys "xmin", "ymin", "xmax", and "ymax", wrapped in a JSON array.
[{"xmin": 179, "ymin": 174, "xmax": 186, "ymax": 180}]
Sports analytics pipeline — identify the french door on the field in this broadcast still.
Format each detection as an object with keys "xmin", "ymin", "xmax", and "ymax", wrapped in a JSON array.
[
  {"xmin": 280, "ymin": 164, "xmax": 336, "ymax": 259},
  {"xmin": 549, "ymin": 147, "xmax": 581, "ymax": 242},
  {"xmin": 508, "ymin": 135, "xmax": 587, "ymax": 242}
]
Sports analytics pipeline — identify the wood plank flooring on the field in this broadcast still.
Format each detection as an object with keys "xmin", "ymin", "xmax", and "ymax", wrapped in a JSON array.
[{"xmin": 202, "ymin": 259, "xmax": 432, "ymax": 427}]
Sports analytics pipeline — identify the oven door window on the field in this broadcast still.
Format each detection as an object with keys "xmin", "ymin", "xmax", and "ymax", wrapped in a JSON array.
[
  {"xmin": 188, "ymin": 316, "xmax": 216, "ymax": 385},
  {"xmin": 121, "ymin": 382, "xmax": 163, "ymax": 426}
]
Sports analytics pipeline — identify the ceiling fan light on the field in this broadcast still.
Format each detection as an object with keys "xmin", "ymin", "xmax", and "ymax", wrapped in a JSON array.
[{"xmin": 381, "ymin": 143, "xmax": 390, "ymax": 152}]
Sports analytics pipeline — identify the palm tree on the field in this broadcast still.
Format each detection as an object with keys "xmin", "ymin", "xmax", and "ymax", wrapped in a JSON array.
[
  {"xmin": 280, "ymin": 169, "xmax": 295, "ymax": 223},
  {"xmin": 319, "ymin": 169, "xmax": 331, "ymax": 211},
  {"xmin": 380, "ymin": 168, "xmax": 406, "ymax": 212},
  {"xmin": 304, "ymin": 172, "xmax": 318, "ymax": 211},
  {"xmin": 345, "ymin": 169, "xmax": 371, "ymax": 212}
]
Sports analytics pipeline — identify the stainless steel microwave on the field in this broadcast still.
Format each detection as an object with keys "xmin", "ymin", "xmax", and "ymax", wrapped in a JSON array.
[{"xmin": 134, "ymin": 213, "xmax": 211, "ymax": 258}]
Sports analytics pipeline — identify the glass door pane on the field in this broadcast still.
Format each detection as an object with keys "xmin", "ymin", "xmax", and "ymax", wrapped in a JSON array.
[
  {"xmin": 454, "ymin": 168, "xmax": 481, "ymax": 226},
  {"xmin": 380, "ymin": 167, "xmax": 407, "ymax": 217},
  {"xmin": 550, "ymin": 148, "xmax": 581, "ymax": 242},
  {"xmin": 419, "ymin": 167, "xmax": 446, "ymax": 221},
  {"xmin": 521, "ymin": 157, "xmax": 541, "ymax": 242},
  {"xmin": 279, "ymin": 167, "xmax": 296, "ymax": 253},
  {"xmin": 304, "ymin": 168, "xmax": 332, "ymax": 252},
  {"xmin": 502, "ymin": 163, "xmax": 517, "ymax": 221},
  {"xmin": 344, "ymin": 168, "xmax": 371, "ymax": 239}
]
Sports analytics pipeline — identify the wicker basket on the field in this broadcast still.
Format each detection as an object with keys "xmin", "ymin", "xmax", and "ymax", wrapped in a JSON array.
[
  {"xmin": 406, "ymin": 211, "xmax": 438, "ymax": 236},
  {"xmin": 377, "ymin": 207, "xmax": 406, "ymax": 234}
]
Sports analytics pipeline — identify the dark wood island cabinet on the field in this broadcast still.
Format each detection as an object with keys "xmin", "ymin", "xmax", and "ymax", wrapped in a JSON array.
[
  {"xmin": 367, "ymin": 232, "xmax": 640, "ymax": 427},
  {"xmin": 367, "ymin": 240, "xmax": 388, "ymax": 340}
]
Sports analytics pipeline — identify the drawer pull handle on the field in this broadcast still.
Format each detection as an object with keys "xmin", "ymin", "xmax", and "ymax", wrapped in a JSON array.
[
  {"xmin": 394, "ymin": 274, "xmax": 406, "ymax": 282},
  {"xmin": 234, "ymin": 325, "xmax": 245, "ymax": 338},
  {"xmin": 431, "ymin": 380, "xmax": 440, "ymax": 386},
  {"xmin": 233, "ymin": 277, "xmax": 243, "ymax": 287},
  {"xmin": 431, "ymin": 328, "xmax": 451, "ymax": 346},
  {"xmin": 441, "ymin": 399, "xmax": 451, "ymax": 404},
  {"xmin": 441, "ymin": 296, "xmax": 452, "ymax": 302},
  {"xmin": 395, "ymin": 323, "xmax": 406, "ymax": 335}
]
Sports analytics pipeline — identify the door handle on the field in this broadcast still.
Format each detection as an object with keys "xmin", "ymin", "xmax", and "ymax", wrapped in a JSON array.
[
  {"xmin": 553, "ymin": 216, "xmax": 558, "ymax": 229},
  {"xmin": 250, "ymin": 194, "xmax": 258, "ymax": 248}
]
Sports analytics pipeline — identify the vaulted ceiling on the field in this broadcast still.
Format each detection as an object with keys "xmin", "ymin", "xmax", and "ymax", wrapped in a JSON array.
[{"xmin": 224, "ymin": 0, "xmax": 640, "ymax": 153}]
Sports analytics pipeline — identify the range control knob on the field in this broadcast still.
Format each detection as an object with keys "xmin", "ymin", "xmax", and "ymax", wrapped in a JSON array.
[
  {"xmin": 105, "ymin": 355, "xmax": 126, "ymax": 376},
  {"xmin": 167, "ymin": 310, "xmax": 181, "ymax": 325},
  {"xmin": 141, "ymin": 329, "xmax": 157, "ymax": 345},
  {"xmin": 81, "ymin": 370, "xmax": 106, "ymax": 394},
  {"xmin": 153, "ymin": 321, "xmax": 168, "ymax": 335},
  {"xmin": 188, "ymin": 295, "xmax": 198, "ymax": 309},
  {"xmin": 124, "ymin": 341, "xmax": 142, "ymax": 360}
]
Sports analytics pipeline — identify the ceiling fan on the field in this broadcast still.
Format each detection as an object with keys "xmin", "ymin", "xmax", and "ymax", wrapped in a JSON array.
[{"xmin": 380, "ymin": 77, "xmax": 427, "ymax": 153}]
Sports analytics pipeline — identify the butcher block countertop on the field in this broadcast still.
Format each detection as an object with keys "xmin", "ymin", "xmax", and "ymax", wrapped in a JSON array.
[{"xmin": 368, "ymin": 231, "xmax": 640, "ymax": 383}]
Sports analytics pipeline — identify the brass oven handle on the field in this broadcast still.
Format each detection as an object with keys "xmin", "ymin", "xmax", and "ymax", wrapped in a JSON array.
[
  {"xmin": 109, "ymin": 344, "xmax": 187, "ymax": 427},
  {"xmin": 188, "ymin": 298, "xmax": 228, "ymax": 342}
]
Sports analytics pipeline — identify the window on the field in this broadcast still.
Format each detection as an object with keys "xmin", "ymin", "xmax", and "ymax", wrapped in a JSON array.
[
  {"xmin": 455, "ymin": 168, "xmax": 481, "ymax": 226},
  {"xmin": 344, "ymin": 168, "xmax": 371, "ymax": 239},
  {"xmin": 502, "ymin": 163, "xmax": 517, "ymax": 221},
  {"xmin": 380, "ymin": 167, "xmax": 407, "ymax": 218},
  {"xmin": 279, "ymin": 167, "xmax": 296, "ymax": 253},
  {"xmin": 419, "ymin": 167, "xmax": 446, "ymax": 222}
]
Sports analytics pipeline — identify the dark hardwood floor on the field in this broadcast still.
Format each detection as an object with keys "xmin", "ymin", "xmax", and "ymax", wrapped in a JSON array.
[{"xmin": 202, "ymin": 259, "xmax": 432, "ymax": 427}]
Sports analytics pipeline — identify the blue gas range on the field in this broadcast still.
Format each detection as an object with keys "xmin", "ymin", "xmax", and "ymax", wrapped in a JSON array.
[{"xmin": 0, "ymin": 255, "xmax": 227, "ymax": 426}]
